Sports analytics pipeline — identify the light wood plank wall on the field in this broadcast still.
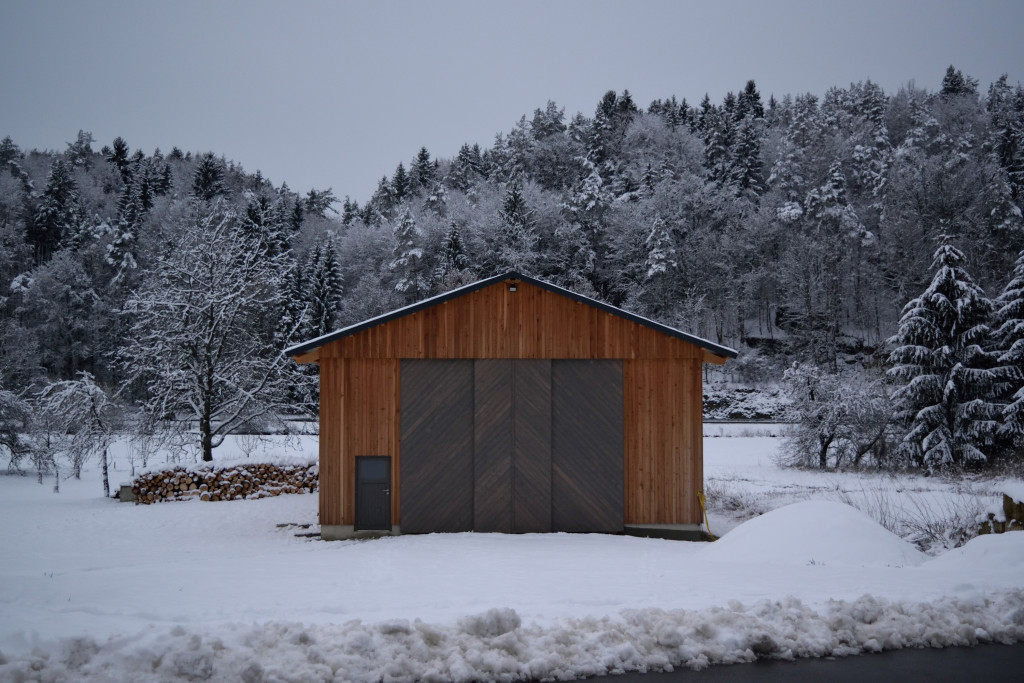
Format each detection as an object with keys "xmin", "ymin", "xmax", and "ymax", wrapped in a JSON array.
[
  {"xmin": 315, "ymin": 281, "xmax": 708, "ymax": 361},
  {"xmin": 623, "ymin": 359, "xmax": 703, "ymax": 524}
]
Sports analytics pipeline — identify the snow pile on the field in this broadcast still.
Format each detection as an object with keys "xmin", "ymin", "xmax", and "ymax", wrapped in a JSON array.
[
  {"xmin": 3, "ymin": 591, "xmax": 1023, "ymax": 682},
  {"xmin": 701, "ymin": 501, "xmax": 926, "ymax": 567}
]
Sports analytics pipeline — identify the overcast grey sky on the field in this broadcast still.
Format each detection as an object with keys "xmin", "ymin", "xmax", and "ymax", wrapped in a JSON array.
[{"xmin": 2, "ymin": 0, "xmax": 1023, "ymax": 203}]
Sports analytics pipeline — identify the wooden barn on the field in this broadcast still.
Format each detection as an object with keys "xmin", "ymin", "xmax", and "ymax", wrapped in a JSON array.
[{"xmin": 286, "ymin": 272, "xmax": 736, "ymax": 540}]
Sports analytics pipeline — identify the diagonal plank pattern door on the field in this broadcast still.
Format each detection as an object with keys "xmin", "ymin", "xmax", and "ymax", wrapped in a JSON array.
[
  {"xmin": 552, "ymin": 360, "xmax": 624, "ymax": 533},
  {"xmin": 400, "ymin": 360, "xmax": 474, "ymax": 533},
  {"xmin": 399, "ymin": 359, "xmax": 621, "ymax": 534},
  {"xmin": 511, "ymin": 360, "xmax": 552, "ymax": 533},
  {"xmin": 473, "ymin": 360, "xmax": 514, "ymax": 532},
  {"xmin": 474, "ymin": 360, "xmax": 552, "ymax": 533}
]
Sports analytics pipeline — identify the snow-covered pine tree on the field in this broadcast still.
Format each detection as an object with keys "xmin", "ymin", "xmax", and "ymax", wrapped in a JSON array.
[
  {"xmin": 423, "ymin": 180, "xmax": 448, "ymax": 217},
  {"xmin": 389, "ymin": 206, "xmax": 429, "ymax": 300},
  {"xmin": 275, "ymin": 259, "xmax": 308, "ymax": 348},
  {"xmin": 307, "ymin": 239, "xmax": 344, "ymax": 339},
  {"xmin": 435, "ymin": 219, "xmax": 468, "ymax": 285},
  {"xmin": 391, "ymin": 163, "xmax": 410, "ymax": 202},
  {"xmin": 106, "ymin": 180, "xmax": 144, "ymax": 282},
  {"xmin": 30, "ymin": 159, "xmax": 81, "ymax": 261},
  {"xmin": 993, "ymin": 247, "xmax": 1024, "ymax": 449},
  {"xmin": 887, "ymin": 238, "xmax": 1000, "ymax": 467},
  {"xmin": 644, "ymin": 216, "xmax": 676, "ymax": 279},
  {"xmin": 496, "ymin": 180, "xmax": 538, "ymax": 273},
  {"xmin": 409, "ymin": 147, "xmax": 435, "ymax": 192},
  {"xmin": 191, "ymin": 153, "xmax": 225, "ymax": 201}
]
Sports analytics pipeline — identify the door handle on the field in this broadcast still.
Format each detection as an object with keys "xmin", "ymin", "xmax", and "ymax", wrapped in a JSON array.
[{"xmin": 383, "ymin": 488, "xmax": 390, "ymax": 495}]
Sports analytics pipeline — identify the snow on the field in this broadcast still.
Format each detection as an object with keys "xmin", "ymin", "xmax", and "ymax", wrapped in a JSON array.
[
  {"xmin": 1, "ymin": 432, "xmax": 1023, "ymax": 681},
  {"xmin": 1001, "ymin": 481, "xmax": 1024, "ymax": 503},
  {"xmin": 701, "ymin": 500, "xmax": 926, "ymax": 567}
]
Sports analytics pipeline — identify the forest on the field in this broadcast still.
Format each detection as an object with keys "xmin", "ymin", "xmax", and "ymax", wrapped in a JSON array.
[{"xmin": 2, "ymin": 65, "xmax": 1024, "ymax": 477}]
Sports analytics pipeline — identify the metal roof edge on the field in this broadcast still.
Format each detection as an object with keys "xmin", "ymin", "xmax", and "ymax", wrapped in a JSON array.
[{"xmin": 285, "ymin": 271, "xmax": 738, "ymax": 360}]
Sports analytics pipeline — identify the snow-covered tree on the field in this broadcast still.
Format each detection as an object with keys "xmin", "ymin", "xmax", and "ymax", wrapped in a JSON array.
[
  {"xmin": 389, "ymin": 206, "xmax": 429, "ymax": 299},
  {"xmin": 992, "ymin": 248, "xmax": 1024, "ymax": 447},
  {"xmin": 35, "ymin": 372, "xmax": 119, "ymax": 495},
  {"xmin": 0, "ymin": 386, "xmax": 31, "ymax": 472},
  {"xmin": 30, "ymin": 159, "xmax": 81, "ymax": 261},
  {"xmin": 781, "ymin": 362, "xmax": 892, "ymax": 470},
  {"xmin": 644, "ymin": 216, "xmax": 676, "ymax": 279},
  {"xmin": 496, "ymin": 180, "xmax": 538, "ymax": 273},
  {"xmin": 409, "ymin": 147, "xmax": 435, "ymax": 191},
  {"xmin": 304, "ymin": 187, "xmax": 338, "ymax": 218},
  {"xmin": 435, "ymin": 219, "xmax": 469, "ymax": 285},
  {"xmin": 120, "ymin": 201, "xmax": 291, "ymax": 461},
  {"xmin": 191, "ymin": 153, "xmax": 225, "ymax": 201},
  {"xmin": 887, "ymin": 239, "xmax": 1000, "ymax": 467},
  {"xmin": 307, "ymin": 239, "xmax": 344, "ymax": 338}
]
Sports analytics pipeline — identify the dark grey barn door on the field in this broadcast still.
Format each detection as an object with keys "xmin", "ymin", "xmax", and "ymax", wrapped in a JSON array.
[
  {"xmin": 355, "ymin": 456, "xmax": 391, "ymax": 531},
  {"xmin": 552, "ymin": 360, "xmax": 623, "ymax": 533},
  {"xmin": 399, "ymin": 359, "xmax": 623, "ymax": 535},
  {"xmin": 473, "ymin": 360, "xmax": 552, "ymax": 533},
  {"xmin": 400, "ymin": 360, "xmax": 474, "ymax": 533}
]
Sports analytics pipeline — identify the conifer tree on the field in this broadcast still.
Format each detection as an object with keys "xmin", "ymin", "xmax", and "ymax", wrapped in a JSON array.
[
  {"xmin": 276, "ymin": 259, "xmax": 308, "ymax": 348},
  {"xmin": 993, "ymin": 248, "xmax": 1024, "ymax": 448},
  {"xmin": 103, "ymin": 136, "xmax": 132, "ymax": 183},
  {"xmin": 410, "ymin": 147, "xmax": 435, "ymax": 191},
  {"xmin": 306, "ymin": 240, "xmax": 344, "ymax": 338},
  {"xmin": 435, "ymin": 219, "xmax": 469, "ymax": 285},
  {"xmin": 106, "ymin": 186, "xmax": 142, "ymax": 282},
  {"xmin": 644, "ymin": 216, "xmax": 676, "ymax": 279},
  {"xmin": 887, "ymin": 239, "xmax": 1000, "ymax": 466},
  {"xmin": 496, "ymin": 180, "xmax": 538, "ymax": 273},
  {"xmin": 31, "ymin": 159, "xmax": 81, "ymax": 261},
  {"xmin": 391, "ymin": 162, "xmax": 410, "ymax": 202},
  {"xmin": 940, "ymin": 65, "xmax": 979, "ymax": 98},
  {"xmin": 192, "ymin": 153, "xmax": 225, "ymax": 201},
  {"xmin": 389, "ymin": 206, "xmax": 429, "ymax": 298}
]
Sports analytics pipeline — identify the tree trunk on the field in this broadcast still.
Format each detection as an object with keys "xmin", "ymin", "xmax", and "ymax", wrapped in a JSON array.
[{"xmin": 101, "ymin": 446, "xmax": 110, "ymax": 497}]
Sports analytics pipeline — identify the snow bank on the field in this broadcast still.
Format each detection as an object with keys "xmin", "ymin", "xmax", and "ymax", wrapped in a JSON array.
[
  {"xmin": 3, "ymin": 591, "xmax": 1022, "ymax": 682},
  {"xmin": 701, "ymin": 501, "xmax": 926, "ymax": 567},
  {"xmin": 924, "ymin": 532, "xmax": 1024, "ymax": 571}
]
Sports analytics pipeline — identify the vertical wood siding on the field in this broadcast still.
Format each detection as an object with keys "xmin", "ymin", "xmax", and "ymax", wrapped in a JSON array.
[
  {"xmin": 315, "ymin": 281, "xmax": 705, "ymax": 361},
  {"xmin": 623, "ymin": 358, "xmax": 703, "ymax": 525},
  {"xmin": 318, "ymin": 359, "xmax": 343, "ymax": 526}
]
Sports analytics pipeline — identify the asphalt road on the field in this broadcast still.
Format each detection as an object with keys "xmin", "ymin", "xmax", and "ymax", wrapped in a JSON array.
[{"xmin": 582, "ymin": 643, "xmax": 1024, "ymax": 682}]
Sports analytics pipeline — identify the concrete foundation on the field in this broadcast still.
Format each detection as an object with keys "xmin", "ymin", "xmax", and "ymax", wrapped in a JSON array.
[
  {"xmin": 320, "ymin": 525, "xmax": 401, "ymax": 540},
  {"xmin": 624, "ymin": 523, "xmax": 706, "ymax": 541}
]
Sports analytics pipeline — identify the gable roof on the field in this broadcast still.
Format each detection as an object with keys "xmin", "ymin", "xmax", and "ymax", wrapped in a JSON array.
[{"xmin": 285, "ymin": 271, "xmax": 738, "ymax": 360}]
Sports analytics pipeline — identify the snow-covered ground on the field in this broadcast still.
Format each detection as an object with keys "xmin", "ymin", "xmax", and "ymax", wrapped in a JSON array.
[{"xmin": 2, "ymin": 432, "xmax": 1023, "ymax": 681}]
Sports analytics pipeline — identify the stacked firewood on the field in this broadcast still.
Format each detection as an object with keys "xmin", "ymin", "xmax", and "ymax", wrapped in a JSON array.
[
  {"xmin": 979, "ymin": 492, "xmax": 1024, "ymax": 535},
  {"xmin": 130, "ymin": 463, "xmax": 318, "ymax": 504}
]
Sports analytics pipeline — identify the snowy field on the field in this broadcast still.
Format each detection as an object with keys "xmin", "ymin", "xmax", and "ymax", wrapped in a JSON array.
[{"xmin": 2, "ymin": 432, "xmax": 1023, "ymax": 681}]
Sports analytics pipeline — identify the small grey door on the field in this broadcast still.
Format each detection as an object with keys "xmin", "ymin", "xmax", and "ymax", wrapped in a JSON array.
[{"xmin": 355, "ymin": 456, "xmax": 391, "ymax": 531}]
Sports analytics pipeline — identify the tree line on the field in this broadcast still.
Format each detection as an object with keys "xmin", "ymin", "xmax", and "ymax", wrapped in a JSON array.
[{"xmin": 2, "ymin": 64, "xmax": 1024, "ymax": 484}]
